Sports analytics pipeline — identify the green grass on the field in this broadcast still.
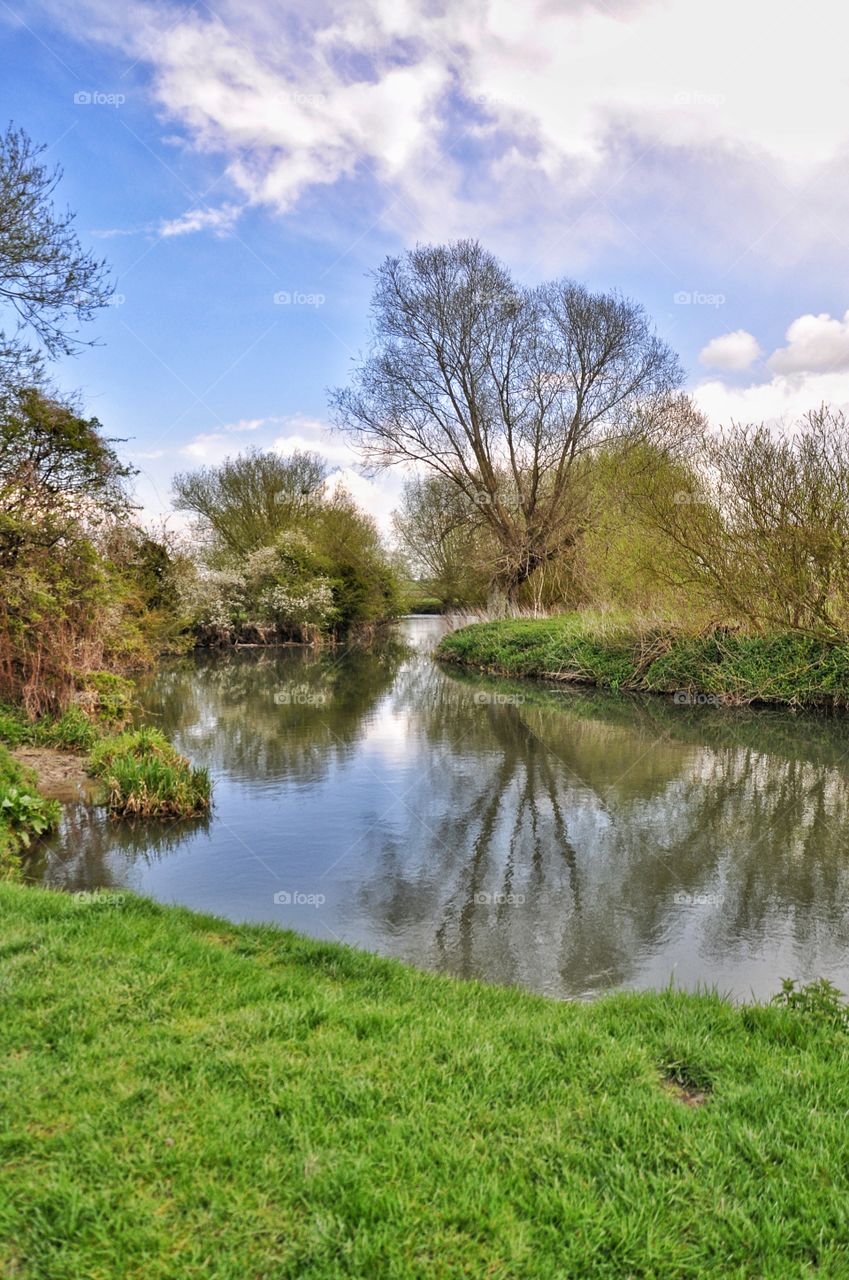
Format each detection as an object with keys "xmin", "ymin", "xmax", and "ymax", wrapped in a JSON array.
[
  {"xmin": 2, "ymin": 883, "xmax": 849, "ymax": 1277},
  {"xmin": 0, "ymin": 747, "xmax": 60, "ymax": 874},
  {"xmin": 88, "ymin": 727, "xmax": 212, "ymax": 818},
  {"xmin": 438, "ymin": 614, "xmax": 849, "ymax": 707},
  {"xmin": 0, "ymin": 703, "xmax": 99, "ymax": 751}
]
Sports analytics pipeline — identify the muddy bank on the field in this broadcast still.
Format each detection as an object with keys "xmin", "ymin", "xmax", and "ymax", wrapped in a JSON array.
[{"xmin": 13, "ymin": 748, "xmax": 96, "ymax": 804}]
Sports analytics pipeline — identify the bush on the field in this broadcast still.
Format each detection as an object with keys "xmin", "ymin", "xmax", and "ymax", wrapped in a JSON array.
[
  {"xmin": 0, "ymin": 745, "xmax": 60, "ymax": 874},
  {"xmin": 771, "ymin": 978, "xmax": 849, "ymax": 1034}
]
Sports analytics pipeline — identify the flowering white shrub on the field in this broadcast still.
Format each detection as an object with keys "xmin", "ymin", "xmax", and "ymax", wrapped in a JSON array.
[
  {"xmin": 178, "ymin": 557, "xmax": 336, "ymax": 632},
  {"xmin": 259, "ymin": 579, "xmax": 336, "ymax": 627}
]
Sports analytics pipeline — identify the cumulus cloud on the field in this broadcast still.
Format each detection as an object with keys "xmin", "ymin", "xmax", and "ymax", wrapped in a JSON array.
[
  {"xmin": 224, "ymin": 416, "xmax": 281, "ymax": 432},
  {"xmin": 768, "ymin": 310, "xmax": 849, "ymax": 375},
  {"xmin": 694, "ymin": 370, "xmax": 849, "ymax": 429},
  {"xmin": 173, "ymin": 413, "xmax": 403, "ymax": 528},
  {"xmin": 699, "ymin": 330, "xmax": 762, "ymax": 372},
  {"xmin": 32, "ymin": 0, "xmax": 849, "ymax": 262}
]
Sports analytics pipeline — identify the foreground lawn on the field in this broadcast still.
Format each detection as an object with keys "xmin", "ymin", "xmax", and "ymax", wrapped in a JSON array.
[
  {"xmin": 2, "ymin": 886, "xmax": 849, "ymax": 1277},
  {"xmin": 439, "ymin": 614, "xmax": 849, "ymax": 708}
]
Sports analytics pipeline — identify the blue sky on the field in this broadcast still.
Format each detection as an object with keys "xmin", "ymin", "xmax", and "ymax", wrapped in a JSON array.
[{"xmin": 3, "ymin": 0, "xmax": 849, "ymax": 528}]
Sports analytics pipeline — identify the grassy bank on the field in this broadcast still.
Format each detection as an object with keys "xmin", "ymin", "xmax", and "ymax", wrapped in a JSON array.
[
  {"xmin": 2, "ymin": 884, "xmax": 849, "ymax": 1278},
  {"xmin": 0, "ymin": 697, "xmax": 212, "ymax": 822},
  {"xmin": 439, "ymin": 614, "xmax": 849, "ymax": 708}
]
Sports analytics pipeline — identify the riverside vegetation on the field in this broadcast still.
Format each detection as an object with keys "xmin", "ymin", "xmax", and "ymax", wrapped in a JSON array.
[{"xmin": 438, "ymin": 613, "xmax": 849, "ymax": 708}]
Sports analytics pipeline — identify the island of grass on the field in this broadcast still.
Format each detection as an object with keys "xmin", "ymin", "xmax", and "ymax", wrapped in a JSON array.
[
  {"xmin": 2, "ymin": 882, "xmax": 849, "ymax": 1277},
  {"xmin": 438, "ymin": 612, "xmax": 849, "ymax": 709},
  {"xmin": 0, "ymin": 689, "xmax": 212, "ymax": 823},
  {"xmin": 88, "ymin": 727, "xmax": 211, "ymax": 818}
]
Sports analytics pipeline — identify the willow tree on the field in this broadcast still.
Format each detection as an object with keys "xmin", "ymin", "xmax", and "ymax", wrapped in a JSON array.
[{"xmin": 332, "ymin": 239, "xmax": 684, "ymax": 606}]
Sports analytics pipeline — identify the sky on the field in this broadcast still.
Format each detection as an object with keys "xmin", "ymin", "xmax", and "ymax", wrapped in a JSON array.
[{"xmin": 3, "ymin": 0, "xmax": 849, "ymax": 532}]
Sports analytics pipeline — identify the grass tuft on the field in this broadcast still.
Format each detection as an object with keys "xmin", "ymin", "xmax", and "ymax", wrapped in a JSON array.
[{"xmin": 88, "ymin": 727, "xmax": 211, "ymax": 818}]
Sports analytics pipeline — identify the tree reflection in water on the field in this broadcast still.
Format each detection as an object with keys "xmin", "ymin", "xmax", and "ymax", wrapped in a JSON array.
[{"xmin": 29, "ymin": 619, "xmax": 849, "ymax": 999}]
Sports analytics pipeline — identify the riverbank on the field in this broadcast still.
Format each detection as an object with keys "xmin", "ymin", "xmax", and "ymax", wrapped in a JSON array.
[
  {"xmin": 438, "ymin": 614, "xmax": 849, "ymax": 708},
  {"xmin": 1, "ymin": 882, "xmax": 848, "ymax": 1277},
  {"xmin": 0, "ymin": 699, "xmax": 211, "ymax": 834}
]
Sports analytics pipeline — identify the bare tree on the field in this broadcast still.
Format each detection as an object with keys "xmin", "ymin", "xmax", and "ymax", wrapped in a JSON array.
[
  {"xmin": 332, "ymin": 239, "xmax": 684, "ymax": 606},
  {"xmin": 0, "ymin": 125, "xmax": 113, "ymax": 393}
]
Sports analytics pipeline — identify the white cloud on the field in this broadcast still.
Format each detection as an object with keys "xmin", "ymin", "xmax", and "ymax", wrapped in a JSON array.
[
  {"xmin": 173, "ymin": 413, "xmax": 405, "ymax": 529},
  {"xmin": 38, "ymin": 0, "xmax": 849, "ymax": 261},
  {"xmin": 179, "ymin": 431, "xmax": 228, "ymax": 461},
  {"xmin": 768, "ymin": 310, "xmax": 849, "ymax": 375},
  {"xmin": 694, "ymin": 370, "xmax": 849, "ymax": 429},
  {"xmin": 224, "ymin": 416, "xmax": 279, "ymax": 432},
  {"xmin": 699, "ymin": 330, "xmax": 761, "ymax": 372},
  {"xmin": 159, "ymin": 203, "xmax": 241, "ymax": 238}
]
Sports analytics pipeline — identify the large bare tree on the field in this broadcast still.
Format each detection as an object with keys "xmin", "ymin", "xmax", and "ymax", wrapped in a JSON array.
[{"xmin": 332, "ymin": 239, "xmax": 684, "ymax": 605}]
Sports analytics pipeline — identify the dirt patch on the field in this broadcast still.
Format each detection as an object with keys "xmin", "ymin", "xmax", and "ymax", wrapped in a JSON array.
[
  {"xmin": 660, "ymin": 1079, "xmax": 710, "ymax": 1107},
  {"xmin": 12, "ymin": 747, "xmax": 96, "ymax": 804}
]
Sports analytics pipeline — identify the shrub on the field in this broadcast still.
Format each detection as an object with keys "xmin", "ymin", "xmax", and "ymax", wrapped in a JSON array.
[
  {"xmin": 771, "ymin": 978, "xmax": 849, "ymax": 1034},
  {"xmin": 0, "ymin": 745, "xmax": 60, "ymax": 874}
]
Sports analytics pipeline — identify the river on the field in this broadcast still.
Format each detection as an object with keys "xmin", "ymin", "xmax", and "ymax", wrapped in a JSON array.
[{"xmin": 28, "ymin": 616, "xmax": 849, "ymax": 1001}]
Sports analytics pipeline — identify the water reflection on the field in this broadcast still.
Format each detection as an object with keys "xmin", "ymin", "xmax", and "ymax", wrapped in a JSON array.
[{"xmin": 31, "ymin": 618, "xmax": 849, "ymax": 1000}]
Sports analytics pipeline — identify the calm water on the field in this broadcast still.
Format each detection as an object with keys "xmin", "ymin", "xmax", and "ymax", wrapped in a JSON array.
[{"xmin": 29, "ymin": 616, "xmax": 849, "ymax": 1000}]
